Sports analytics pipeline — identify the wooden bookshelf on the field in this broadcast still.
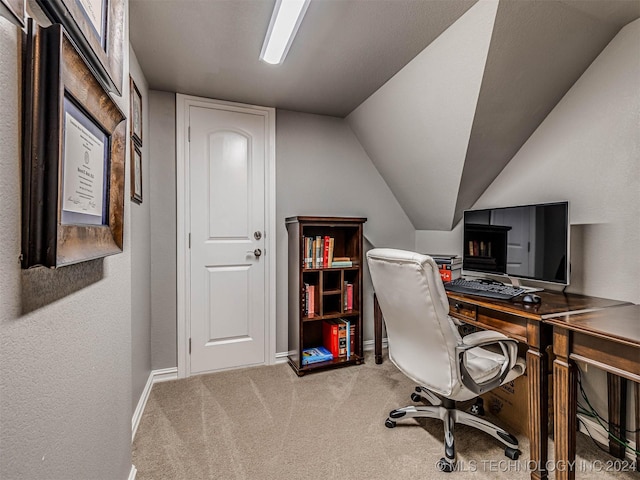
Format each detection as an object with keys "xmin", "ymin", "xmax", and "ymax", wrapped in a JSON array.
[{"xmin": 285, "ymin": 216, "xmax": 366, "ymax": 376}]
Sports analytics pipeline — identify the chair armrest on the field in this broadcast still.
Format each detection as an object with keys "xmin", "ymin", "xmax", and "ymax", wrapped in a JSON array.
[
  {"xmin": 460, "ymin": 330, "xmax": 513, "ymax": 348},
  {"xmin": 456, "ymin": 331, "xmax": 519, "ymax": 395}
]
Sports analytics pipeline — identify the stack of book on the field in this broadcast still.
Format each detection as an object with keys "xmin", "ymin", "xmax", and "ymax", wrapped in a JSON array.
[
  {"xmin": 303, "ymin": 236, "xmax": 335, "ymax": 268},
  {"xmin": 430, "ymin": 254, "xmax": 462, "ymax": 282},
  {"xmin": 323, "ymin": 318, "xmax": 355, "ymax": 359}
]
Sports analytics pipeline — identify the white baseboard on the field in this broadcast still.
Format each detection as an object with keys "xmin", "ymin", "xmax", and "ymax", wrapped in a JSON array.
[
  {"xmin": 363, "ymin": 338, "xmax": 388, "ymax": 351},
  {"xmin": 128, "ymin": 464, "xmax": 137, "ymax": 480},
  {"xmin": 577, "ymin": 414, "xmax": 636, "ymax": 461},
  {"xmin": 275, "ymin": 351, "xmax": 292, "ymax": 364},
  {"xmin": 132, "ymin": 367, "xmax": 178, "ymax": 442}
]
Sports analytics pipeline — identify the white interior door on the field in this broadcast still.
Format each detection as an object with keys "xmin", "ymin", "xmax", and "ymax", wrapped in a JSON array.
[{"xmin": 188, "ymin": 104, "xmax": 268, "ymax": 374}]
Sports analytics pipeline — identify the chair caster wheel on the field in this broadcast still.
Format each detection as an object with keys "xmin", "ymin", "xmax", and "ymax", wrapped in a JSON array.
[
  {"xmin": 411, "ymin": 392, "xmax": 422, "ymax": 402},
  {"xmin": 470, "ymin": 398, "xmax": 485, "ymax": 416},
  {"xmin": 385, "ymin": 418, "xmax": 396, "ymax": 428},
  {"xmin": 437, "ymin": 458, "xmax": 454, "ymax": 473},
  {"xmin": 505, "ymin": 447, "xmax": 520, "ymax": 460}
]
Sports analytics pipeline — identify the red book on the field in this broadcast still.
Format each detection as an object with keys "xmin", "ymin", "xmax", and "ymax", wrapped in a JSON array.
[
  {"xmin": 346, "ymin": 284, "xmax": 353, "ymax": 311},
  {"xmin": 323, "ymin": 236, "xmax": 330, "ymax": 268},
  {"xmin": 440, "ymin": 269, "xmax": 452, "ymax": 282},
  {"xmin": 323, "ymin": 320, "xmax": 340, "ymax": 358},
  {"xmin": 349, "ymin": 323, "xmax": 356, "ymax": 357}
]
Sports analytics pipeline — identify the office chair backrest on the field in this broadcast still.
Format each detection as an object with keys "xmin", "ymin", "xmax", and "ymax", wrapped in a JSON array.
[{"xmin": 367, "ymin": 248, "xmax": 462, "ymax": 397}]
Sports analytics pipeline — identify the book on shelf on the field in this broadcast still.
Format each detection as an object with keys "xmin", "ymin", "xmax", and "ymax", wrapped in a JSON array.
[
  {"xmin": 323, "ymin": 319, "xmax": 348, "ymax": 358},
  {"xmin": 304, "ymin": 236, "xmax": 338, "ymax": 268},
  {"xmin": 344, "ymin": 282, "xmax": 353, "ymax": 311},
  {"xmin": 315, "ymin": 236, "xmax": 322, "ymax": 268},
  {"xmin": 338, "ymin": 318, "xmax": 351, "ymax": 358},
  {"xmin": 331, "ymin": 261, "xmax": 353, "ymax": 267},
  {"xmin": 328, "ymin": 237, "xmax": 334, "ymax": 267},
  {"xmin": 323, "ymin": 235, "xmax": 330, "ymax": 269},
  {"xmin": 323, "ymin": 320, "xmax": 340, "ymax": 358},
  {"xmin": 337, "ymin": 320, "xmax": 347, "ymax": 357},
  {"xmin": 333, "ymin": 257, "xmax": 350, "ymax": 262},
  {"xmin": 302, "ymin": 346, "xmax": 333, "ymax": 365},
  {"xmin": 348, "ymin": 321, "xmax": 355, "ymax": 357},
  {"xmin": 304, "ymin": 284, "xmax": 316, "ymax": 317}
]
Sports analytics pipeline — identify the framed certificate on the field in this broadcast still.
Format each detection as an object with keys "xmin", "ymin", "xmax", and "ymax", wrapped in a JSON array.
[
  {"xmin": 35, "ymin": 0, "xmax": 125, "ymax": 94},
  {"xmin": 0, "ymin": 0, "xmax": 24, "ymax": 27},
  {"xmin": 21, "ymin": 21, "xmax": 126, "ymax": 268}
]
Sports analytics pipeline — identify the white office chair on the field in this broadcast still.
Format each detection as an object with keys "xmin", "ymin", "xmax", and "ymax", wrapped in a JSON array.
[{"xmin": 366, "ymin": 248, "xmax": 526, "ymax": 472}]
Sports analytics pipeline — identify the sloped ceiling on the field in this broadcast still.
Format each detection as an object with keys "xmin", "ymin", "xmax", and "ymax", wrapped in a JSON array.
[
  {"xmin": 452, "ymin": 0, "xmax": 640, "ymax": 227},
  {"xmin": 347, "ymin": 0, "xmax": 499, "ymax": 231},
  {"xmin": 129, "ymin": 0, "xmax": 640, "ymax": 231},
  {"xmin": 348, "ymin": 0, "xmax": 640, "ymax": 230}
]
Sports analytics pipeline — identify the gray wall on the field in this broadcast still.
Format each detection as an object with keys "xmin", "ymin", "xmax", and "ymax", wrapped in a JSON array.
[
  {"xmin": 146, "ymin": 105, "xmax": 415, "ymax": 364},
  {"xmin": 148, "ymin": 90, "xmax": 177, "ymax": 369},
  {"xmin": 0, "ymin": 14, "xmax": 133, "ymax": 480},
  {"xmin": 130, "ymin": 47, "xmax": 152, "ymax": 410},
  {"xmin": 417, "ymin": 18, "xmax": 640, "ymax": 431},
  {"xmin": 276, "ymin": 110, "xmax": 415, "ymax": 351},
  {"xmin": 473, "ymin": 18, "xmax": 639, "ymax": 304}
]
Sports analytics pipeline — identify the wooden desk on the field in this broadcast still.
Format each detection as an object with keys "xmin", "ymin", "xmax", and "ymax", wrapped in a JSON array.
[
  {"xmin": 546, "ymin": 304, "xmax": 639, "ymax": 480},
  {"xmin": 373, "ymin": 290, "xmax": 629, "ymax": 480}
]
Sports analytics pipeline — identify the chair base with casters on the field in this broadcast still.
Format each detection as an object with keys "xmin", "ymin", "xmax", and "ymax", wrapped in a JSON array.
[{"xmin": 385, "ymin": 386, "xmax": 520, "ymax": 473}]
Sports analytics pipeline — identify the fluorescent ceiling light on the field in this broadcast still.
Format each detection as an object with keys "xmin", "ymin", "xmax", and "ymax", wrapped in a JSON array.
[{"xmin": 260, "ymin": 0, "xmax": 310, "ymax": 65}]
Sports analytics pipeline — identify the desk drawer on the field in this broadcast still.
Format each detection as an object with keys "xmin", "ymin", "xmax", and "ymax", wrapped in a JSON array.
[{"xmin": 449, "ymin": 299, "xmax": 476, "ymax": 322}]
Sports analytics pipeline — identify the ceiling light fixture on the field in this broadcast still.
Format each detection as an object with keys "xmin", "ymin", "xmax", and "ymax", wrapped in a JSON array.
[{"xmin": 260, "ymin": 0, "xmax": 310, "ymax": 65}]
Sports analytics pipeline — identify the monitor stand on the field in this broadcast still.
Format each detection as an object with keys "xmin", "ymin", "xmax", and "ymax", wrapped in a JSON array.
[{"xmin": 507, "ymin": 276, "xmax": 543, "ymax": 293}]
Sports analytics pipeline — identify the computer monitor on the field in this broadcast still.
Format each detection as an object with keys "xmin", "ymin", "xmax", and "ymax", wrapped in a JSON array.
[{"xmin": 462, "ymin": 201, "xmax": 569, "ymax": 286}]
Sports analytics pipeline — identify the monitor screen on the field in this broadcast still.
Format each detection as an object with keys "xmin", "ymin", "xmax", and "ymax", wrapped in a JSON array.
[{"xmin": 462, "ymin": 202, "xmax": 569, "ymax": 285}]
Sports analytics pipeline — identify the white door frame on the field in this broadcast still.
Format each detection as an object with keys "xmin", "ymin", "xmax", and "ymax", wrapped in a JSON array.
[{"xmin": 176, "ymin": 93, "xmax": 276, "ymax": 378}]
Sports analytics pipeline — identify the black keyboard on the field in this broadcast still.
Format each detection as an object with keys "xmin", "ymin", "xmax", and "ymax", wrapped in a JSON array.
[{"xmin": 444, "ymin": 278, "xmax": 526, "ymax": 300}]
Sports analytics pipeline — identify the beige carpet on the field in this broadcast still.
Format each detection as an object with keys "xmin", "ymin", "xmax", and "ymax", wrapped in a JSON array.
[{"xmin": 132, "ymin": 353, "xmax": 637, "ymax": 479}]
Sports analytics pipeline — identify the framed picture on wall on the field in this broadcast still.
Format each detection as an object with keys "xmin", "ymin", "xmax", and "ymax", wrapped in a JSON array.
[
  {"xmin": 130, "ymin": 76, "xmax": 143, "ymax": 145},
  {"xmin": 131, "ymin": 140, "xmax": 143, "ymax": 204},
  {"xmin": 21, "ymin": 21, "xmax": 126, "ymax": 268},
  {"xmin": 0, "ymin": 0, "xmax": 25, "ymax": 27},
  {"xmin": 35, "ymin": 0, "xmax": 125, "ymax": 94}
]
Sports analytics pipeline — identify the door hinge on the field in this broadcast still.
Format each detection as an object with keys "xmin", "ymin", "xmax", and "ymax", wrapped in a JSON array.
[
  {"xmin": 188, "ymin": 233, "xmax": 191, "ymax": 248},
  {"xmin": 188, "ymin": 126, "xmax": 191, "ymax": 142},
  {"xmin": 189, "ymin": 338, "xmax": 192, "ymax": 354}
]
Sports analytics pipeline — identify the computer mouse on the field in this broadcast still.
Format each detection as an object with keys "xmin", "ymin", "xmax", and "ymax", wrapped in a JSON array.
[{"xmin": 522, "ymin": 294, "xmax": 541, "ymax": 305}]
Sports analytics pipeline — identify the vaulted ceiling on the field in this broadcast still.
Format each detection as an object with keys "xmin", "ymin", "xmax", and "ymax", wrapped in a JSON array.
[{"xmin": 130, "ymin": 0, "xmax": 640, "ymax": 230}]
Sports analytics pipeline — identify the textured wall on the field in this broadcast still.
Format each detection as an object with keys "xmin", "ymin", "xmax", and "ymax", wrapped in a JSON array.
[
  {"xmin": 130, "ymin": 46, "xmax": 152, "ymax": 411},
  {"xmin": 348, "ymin": 0, "xmax": 498, "ymax": 230},
  {"xmin": 0, "ymin": 12, "xmax": 133, "ymax": 480},
  {"xmin": 276, "ymin": 110, "xmax": 415, "ymax": 350},
  {"xmin": 474, "ymin": 18, "xmax": 640, "ymax": 304},
  {"xmin": 148, "ymin": 90, "xmax": 177, "ymax": 370}
]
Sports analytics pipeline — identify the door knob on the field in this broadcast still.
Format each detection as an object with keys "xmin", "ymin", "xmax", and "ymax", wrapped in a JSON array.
[
  {"xmin": 254, "ymin": 231, "xmax": 262, "ymax": 240},
  {"xmin": 247, "ymin": 249, "xmax": 262, "ymax": 258}
]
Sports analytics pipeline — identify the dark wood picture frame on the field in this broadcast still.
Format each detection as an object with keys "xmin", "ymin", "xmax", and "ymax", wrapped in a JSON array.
[
  {"xmin": 130, "ymin": 76, "xmax": 143, "ymax": 145},
  {"xmin": 0, "ymin": 0, "xmax": 24, "ymax": 27},
  {"xmin": 21, "ymin": 21, "xmax": 126, "ymax": 269},
  {"xmin": 35, "ymin": 0, "xmax": 125, "ymax": 94},
  {"xmin": 131, "ymin": 140, "xmax": 143, "ymax": 204}
]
